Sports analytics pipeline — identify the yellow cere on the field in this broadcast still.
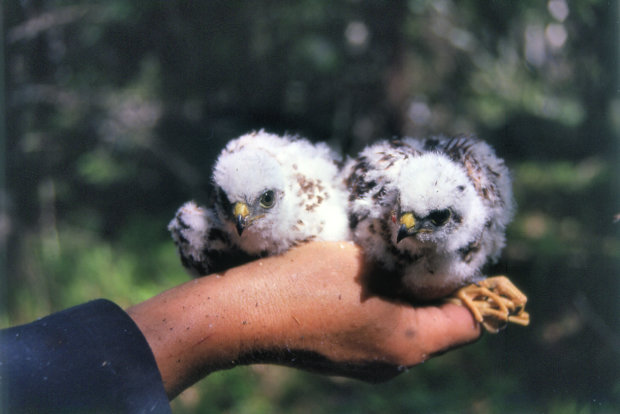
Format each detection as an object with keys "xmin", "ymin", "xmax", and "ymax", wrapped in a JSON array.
[
  {"xmin": 233, "ymin": 202, "xmax": 250, "ymax": 218},
  {"xmin": 399, "ymin": 212, "xmax": 416, "ymax": 229}
]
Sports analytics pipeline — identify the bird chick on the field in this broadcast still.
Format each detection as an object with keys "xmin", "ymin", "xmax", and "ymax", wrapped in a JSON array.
[
  {"xmin": 169, "ymin": 130, "xmax": 350, "ymax": 276},
  {"xmin": 344, "ymin": 135, "xmax": 515, "ymax": 300}
]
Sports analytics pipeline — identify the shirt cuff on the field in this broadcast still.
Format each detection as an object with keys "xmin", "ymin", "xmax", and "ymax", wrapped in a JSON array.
[{"xmin": 0, "ymin": 299, "xmax": 171, "ymax": 414}]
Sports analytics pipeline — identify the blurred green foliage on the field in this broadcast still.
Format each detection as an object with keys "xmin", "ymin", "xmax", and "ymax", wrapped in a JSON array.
[{"xmin": 2, "ymin": 0, "xmax": 619, "ymax": 412}]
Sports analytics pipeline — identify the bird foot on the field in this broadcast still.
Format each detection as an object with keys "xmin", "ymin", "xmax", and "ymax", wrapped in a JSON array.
[{"xmin": 448, "ymin": 276, "xmax": 530, "ymax": 333}]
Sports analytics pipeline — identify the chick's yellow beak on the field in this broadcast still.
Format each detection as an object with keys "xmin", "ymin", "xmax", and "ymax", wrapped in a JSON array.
[
  {"xmin": 399, "ymin": 212, "xmax": 416, "ymax": 229},
  {"xmin": 233, "ymin": 202, "xmax": 250, "ymax": 235},
  {"xmin": 397, "ymin": 212, "xmax": 416, "ymax": 243}
]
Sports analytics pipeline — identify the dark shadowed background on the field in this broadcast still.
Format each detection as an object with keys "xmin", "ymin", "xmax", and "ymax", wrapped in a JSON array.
[{"xmin": 2, "ymin": 1, "xmax": 619, "ymax": 412}]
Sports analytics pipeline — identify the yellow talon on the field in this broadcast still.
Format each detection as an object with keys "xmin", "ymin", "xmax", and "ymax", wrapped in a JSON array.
[{"xmin": 449, "ymin": 276, "xmax": 530, "ymax": 334}]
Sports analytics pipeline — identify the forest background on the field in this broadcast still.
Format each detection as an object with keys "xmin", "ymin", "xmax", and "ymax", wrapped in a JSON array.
[{"xmin": 2, "ymin": 1, "xmax": 619, "ymax": 412}]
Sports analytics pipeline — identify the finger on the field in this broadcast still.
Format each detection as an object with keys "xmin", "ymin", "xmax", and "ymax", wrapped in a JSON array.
[{"xmin": 412, "ymin": 302, "xmax": 482, "ymax": 357}]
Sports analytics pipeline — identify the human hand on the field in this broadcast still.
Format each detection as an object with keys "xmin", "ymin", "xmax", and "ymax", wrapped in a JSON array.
[{"xmin": 128, "ymin": 241, "xmax": 481, "ymax": 398}]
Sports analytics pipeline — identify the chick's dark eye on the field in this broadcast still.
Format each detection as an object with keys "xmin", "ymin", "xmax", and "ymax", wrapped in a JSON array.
[
  {"xmin": 428, "ymin": 209, "xmax": 451, "ymax": 226},
  {"xmin": 259, "ymin": 190, "xmax": 275, "ymax": 208}
]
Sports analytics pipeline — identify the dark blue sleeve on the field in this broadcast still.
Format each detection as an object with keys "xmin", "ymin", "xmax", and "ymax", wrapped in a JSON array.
[{"xmin": 0, "ymin": 299, "xmax": 171, "ymax": 414}]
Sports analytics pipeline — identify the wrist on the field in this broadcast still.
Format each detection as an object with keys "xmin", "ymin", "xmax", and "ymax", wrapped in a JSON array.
[{"xmin": 126, "ymin": 248, "xmax": 319, "ymax": 397}]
